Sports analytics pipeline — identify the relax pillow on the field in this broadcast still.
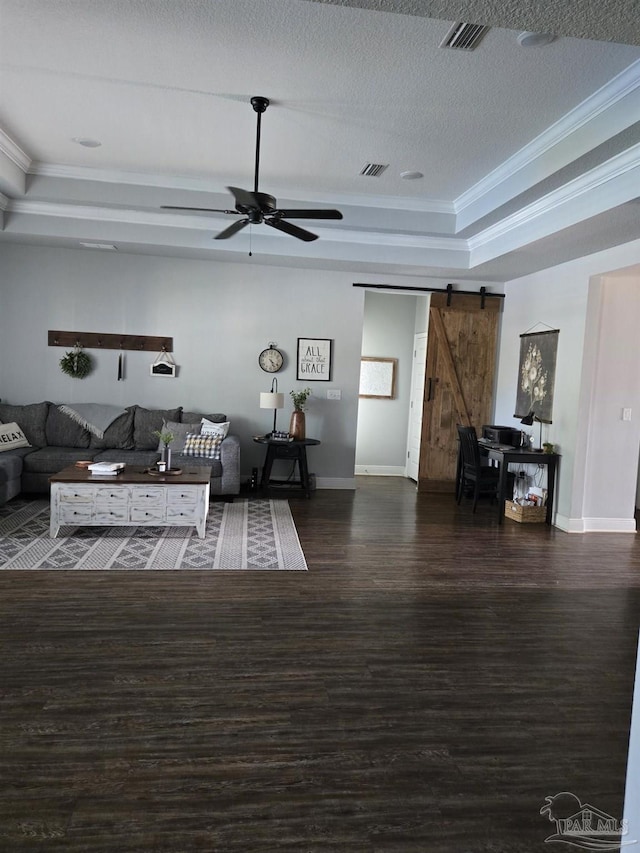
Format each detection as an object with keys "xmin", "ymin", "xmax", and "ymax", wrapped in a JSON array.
[
  {"xmin": 156, "ymin": 420, "xmax": 201, "ymax": 452},
  {"xmin": 182, "ymin": 433, "xmax": 222, "ymax": 460},
  {"xmin": 200, "ymin": 418, "xmax": 230, "ymax": 439},
  {"xmin": 0, "ymin": 422, "xmax": 30, "ymax": 452}
]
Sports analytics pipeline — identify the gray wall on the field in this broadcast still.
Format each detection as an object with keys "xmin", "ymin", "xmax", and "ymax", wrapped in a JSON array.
[{"xmin": 0, "ymin": 244, "xmax": 370, "ymax": 485}]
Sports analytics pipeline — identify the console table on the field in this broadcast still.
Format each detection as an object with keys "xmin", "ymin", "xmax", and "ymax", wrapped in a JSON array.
[
  {"xmin": 254, "ymin": 437, "xmax": 320, "ymax": 498},
  {"xmin": 483, "ymin": 446, "xmax": 559, "ymax": 525}
]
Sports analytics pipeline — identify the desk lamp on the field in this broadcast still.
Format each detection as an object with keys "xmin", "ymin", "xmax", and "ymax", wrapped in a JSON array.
[
  {"xmin": 520, "ymin": 410, "xmax": 543, "ymax": 451},
  {"xmin": 260, "ymin": 378, "xmax": 284, "ymax": 437}
]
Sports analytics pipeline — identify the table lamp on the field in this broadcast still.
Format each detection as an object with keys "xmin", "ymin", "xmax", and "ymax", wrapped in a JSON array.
[
  {"xmin": 260, "ymin": 378, "xmax": 284, "ymax": 436},
  {"xmin": 520, "ymin": 410, "xmax": 543, "ymax": 451}
]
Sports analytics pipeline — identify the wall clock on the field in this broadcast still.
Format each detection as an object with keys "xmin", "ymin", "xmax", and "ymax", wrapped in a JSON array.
[{"xmin": 259, "ymin": 345, "xmax": 284, "ymax": 373}]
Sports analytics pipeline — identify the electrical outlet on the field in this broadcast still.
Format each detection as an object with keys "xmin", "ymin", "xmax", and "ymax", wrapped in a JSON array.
[
  {"xmin": 327, "ymin": 389, "xmax": 341, "ymax": 400},
  {"xmin": 623, "ymin": 408, "xmax": 632, "ymax": 421}
]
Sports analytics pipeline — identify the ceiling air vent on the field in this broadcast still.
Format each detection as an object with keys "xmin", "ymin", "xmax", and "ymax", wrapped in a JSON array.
[
  {"xmin": 440, "ymin": 22, "xmax": 489, "ymax": 50},
  {"xmin": 360, "ymin": 163, "xmax": 388, "ymax": 177}
]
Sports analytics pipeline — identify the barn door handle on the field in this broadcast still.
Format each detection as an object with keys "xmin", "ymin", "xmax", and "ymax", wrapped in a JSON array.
[{"xmin": 426, "ymin": 378, "xmax": 434, "ymax": 401}]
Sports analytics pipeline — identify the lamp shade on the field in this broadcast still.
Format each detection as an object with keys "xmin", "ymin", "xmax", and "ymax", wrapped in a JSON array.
[{"xmin": 260, "ymin": 392, "xmax": 284, "ymax": 410}]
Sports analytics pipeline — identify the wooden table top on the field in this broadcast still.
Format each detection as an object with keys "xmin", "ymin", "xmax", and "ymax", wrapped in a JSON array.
[{"xmin": 49, "ymin": 464, "xmax": 212, "ymax": 485}]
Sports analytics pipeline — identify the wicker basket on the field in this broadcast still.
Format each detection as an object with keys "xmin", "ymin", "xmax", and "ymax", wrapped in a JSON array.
[{"xmin": 504, "ymin": 500, "xmax": 547, "ymax": 523}]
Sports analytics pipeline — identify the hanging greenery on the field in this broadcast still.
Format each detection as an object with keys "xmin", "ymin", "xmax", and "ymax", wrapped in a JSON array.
[{"xmin": 59, "ymin": 346, "xmax": 93, "ymax": 379}]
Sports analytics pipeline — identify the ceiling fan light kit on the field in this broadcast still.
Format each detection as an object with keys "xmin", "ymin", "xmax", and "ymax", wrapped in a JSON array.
[{"xmin": 162, "ymin": 96, "xmax": 342, "ymax": 243}]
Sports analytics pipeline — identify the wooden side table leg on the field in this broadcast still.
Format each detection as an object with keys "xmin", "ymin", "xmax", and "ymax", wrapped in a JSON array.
[
  {"xmin": 298, "ymin": 447, "xmax": 311, "ymax": 498},
  {"xmin": 261, "ymin": 446, "xmax": 275, "ymax": 491}
]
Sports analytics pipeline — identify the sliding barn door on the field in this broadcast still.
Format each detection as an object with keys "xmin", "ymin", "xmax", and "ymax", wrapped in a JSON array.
[{"xmin": 418, "ymin": 293, "xmax": 501, "ymax": 492}]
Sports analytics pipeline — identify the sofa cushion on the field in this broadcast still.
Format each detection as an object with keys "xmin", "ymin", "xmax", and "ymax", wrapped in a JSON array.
[
  {"xmin": 93, "ymin": 449, "xmax": 161, "ymax": 467},
  {"xmin": 0, "ymin": 402, "xmax": 48, "ymax": 447},
  {"xmin": 21, "ymin": 447, "xmax": 99, "ymax": 474},
  {"xmin": 0, "ymin": 422, "xmax": 30, "ymax": 452},
  {"xmin": 155, "ymin": 420, "xmax": 201, "ymax": 453},
  {"xmin": 181, "ymin": 411, "xmax": 226, "ymax": 424},
  {"xmin": 46, "ymin": 405, "xmax": 91, "ymax": 448},
  {"xmin": 89, "ymin": 407, "xmax": 135, "ymax": 450},
  {"xmin": 173, "ymin": 454, "xmax": 222, "ymax": 478},
  {"xmin": 0, "ymin": 449, "xmax": 29, "ymax": 483},
  {"xmin": 134, "ymin": 407, "xmax": 181, "ymax": 450}
]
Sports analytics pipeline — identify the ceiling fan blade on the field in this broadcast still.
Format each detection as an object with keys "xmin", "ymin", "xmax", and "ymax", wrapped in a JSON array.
[
  {"xmin": 214, "ymin": 219, "xmax": 250, "ymax": 240},
  {"xmin": 272, "ymin": 209, "xmax": 343, "ymax": 220},
  {"xmin": 227, "ymin": 186, "xmax": 276, "ymax": 214},
  {"xmin": 161, "ymin": 205, "xmax": 236, "ymax": 214},
  {"xmin": 264, "ymin": 217, "xmax": 318, "ymax": 242}
]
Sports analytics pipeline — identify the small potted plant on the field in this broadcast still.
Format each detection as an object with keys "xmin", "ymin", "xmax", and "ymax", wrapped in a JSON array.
[
  {"xmin": 542, "ymin": 441, "xmax": 555, "ymax": 454},
  {"xmin": 289, "ymin": 388, "xmax": 311, "ymax": 440},
  {"xmin": 153, "ymin": 429, "xmax": 175, "ymax": 470}
]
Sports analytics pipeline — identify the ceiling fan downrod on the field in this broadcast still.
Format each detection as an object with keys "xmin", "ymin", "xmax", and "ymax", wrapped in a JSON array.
[{"xmin": 251, "ymin": 96, "xmax": 269, "ymax": 195}]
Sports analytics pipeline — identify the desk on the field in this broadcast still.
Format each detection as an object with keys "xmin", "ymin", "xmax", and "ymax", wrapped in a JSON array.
[
  {"xmin": 254, "ymin": 437, "xmax": 320, "ymax": 498},
  {"xmin": 483, "ymin": 446, "xmax": 559, "ymax": 525}
]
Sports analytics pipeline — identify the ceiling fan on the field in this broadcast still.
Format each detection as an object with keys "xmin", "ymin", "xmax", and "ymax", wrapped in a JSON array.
[{"xmin": 162, "ymin": 96, "xmax": 343, "ymax": 242}]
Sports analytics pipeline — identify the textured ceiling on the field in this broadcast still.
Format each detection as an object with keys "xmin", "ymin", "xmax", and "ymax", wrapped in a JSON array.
[
  {"xmin": 1, "ymin": 0, "xmax": 640, "ymax": 281},
  {"xmin": 304, "ymin": 0, "xmax": 640, "ymax": 46}
]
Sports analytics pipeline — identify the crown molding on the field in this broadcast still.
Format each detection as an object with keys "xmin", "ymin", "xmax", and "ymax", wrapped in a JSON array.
[
  {"xmin": 0, "ymin": 129, "xmax": 31, "ymax": 172},
  {"xmin": 6, "ymin": 198, "xmax": 465, "ymax": 250},
  {"xmin": 456, "ymin": 58, "xmax": 640, "ymax": 219},
  {"xmin": 29, "ymin": 162, "xmax": 455, "ymax": 215},
  {"xmin": 468, "ymin": 141, "xmax": 640, "ymax": 261}
]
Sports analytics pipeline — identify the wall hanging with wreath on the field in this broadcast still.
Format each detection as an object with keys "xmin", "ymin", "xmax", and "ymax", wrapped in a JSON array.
[{"xmin": 59, "ymin": 344, "xmax": 93, "ymax": 379}]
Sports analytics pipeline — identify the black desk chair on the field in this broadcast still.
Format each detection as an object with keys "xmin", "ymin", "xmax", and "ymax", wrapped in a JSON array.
[{"xmin": 456, "ymin": 425, "xmax": 500, "ymax": 513}]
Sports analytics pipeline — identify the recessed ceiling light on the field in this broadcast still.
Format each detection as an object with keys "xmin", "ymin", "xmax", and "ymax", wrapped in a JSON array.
[
  {"xmin": 72, "ymin": 137, "xmax": 102, "ymax": 148},
  {"xmin": 400, "ymin": 170, "xmax": 424, "ymax": 180},
  {"xmin": 517, "ymin": 31, "xmax": 556, "ymax": 47}
]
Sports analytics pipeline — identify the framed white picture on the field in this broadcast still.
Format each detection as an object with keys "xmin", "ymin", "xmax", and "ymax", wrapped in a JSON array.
[
  {"xmin": 297, "ymin": 337, "xmax": 332, "ymax": 381},
  {"xmin": 359, "ymin": 357, "xmax": 397, "ymax": 399}
]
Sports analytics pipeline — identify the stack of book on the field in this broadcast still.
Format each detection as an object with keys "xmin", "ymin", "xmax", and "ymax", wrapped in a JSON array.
[{"xmin": 87, "ymin": 462, "xmax": 125, "ymax": 476}]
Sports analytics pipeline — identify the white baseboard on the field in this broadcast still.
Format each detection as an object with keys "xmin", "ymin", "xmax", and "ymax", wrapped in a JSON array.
[
  {"xmin": 354, "ymin": 465, "xmax": 405, "ymax": 476},
  {"xmin": 557, "ymin": 514, "xmax": 637, "ymax": 533}
]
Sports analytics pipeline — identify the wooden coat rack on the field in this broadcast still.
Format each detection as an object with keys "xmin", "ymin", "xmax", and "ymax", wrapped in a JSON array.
[{"xmin": 48, "ymin": 331, "xmax": 173, "ymax": 352}]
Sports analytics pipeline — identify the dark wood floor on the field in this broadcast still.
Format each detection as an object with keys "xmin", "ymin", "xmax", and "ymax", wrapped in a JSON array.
[{"xmin": 1, "ymin": 476, "xmax": 639, "ymax": 852}]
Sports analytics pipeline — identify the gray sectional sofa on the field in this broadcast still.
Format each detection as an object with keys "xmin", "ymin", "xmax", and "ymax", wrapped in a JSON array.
[{"xmin": 0, "ymin": 402, "xmax": 240, "ymax": 505}]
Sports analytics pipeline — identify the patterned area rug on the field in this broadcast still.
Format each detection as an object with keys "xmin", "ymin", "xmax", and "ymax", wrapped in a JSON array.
[{"xmin": 0, "ymin": 498, "xmax": 307, "ymax": 570}]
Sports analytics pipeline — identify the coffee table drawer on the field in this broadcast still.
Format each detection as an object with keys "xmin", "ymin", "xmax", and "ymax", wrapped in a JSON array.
[
  {"xmin": 130, "ymin": 506, "xmax": 165, "ymax": 523},
  {"xmin": 94, "ymin": 507, "xmax": 129, "ymax": 523},
  {"xmin": 167, "ymin": 487, "xmax": 200, "ymax": 505},
  {"xmin": 166, "ymin": 506, "xmax": 197, "ymax": 524},
  {"xmin": 58, "ymin": 504, "xmax": 93, "ymax": 524},
  {"xmin": 95, "ymin": 486, "xmax": 129, "ymax": 505},
  {"xmin": 58, "ymin": 485, "xmax": 96, "ymax": 502},
  {"xmin": 130, "ymin": 486, "xmax": 165, "ymax": 504}
]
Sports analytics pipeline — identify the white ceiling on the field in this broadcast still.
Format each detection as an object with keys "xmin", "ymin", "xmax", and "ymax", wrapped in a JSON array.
[{"xmin": 1, "ymin": 0, "xmax": 640, "ymax": 281}]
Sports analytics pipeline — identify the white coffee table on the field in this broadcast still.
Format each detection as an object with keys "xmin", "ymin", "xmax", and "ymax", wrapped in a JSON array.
[{"xmin": 49, "ymin": 464, "xmax": 212, "ymax": 538}]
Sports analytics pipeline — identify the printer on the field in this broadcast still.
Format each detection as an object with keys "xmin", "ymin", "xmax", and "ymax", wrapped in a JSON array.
[{"xmin": 481, "ymin": 425, "xmax": 522, "ymax": 446}]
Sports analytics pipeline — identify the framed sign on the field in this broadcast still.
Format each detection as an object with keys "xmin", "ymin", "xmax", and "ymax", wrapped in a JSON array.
[
  {"xmin": 514, "ymin": 329, "xmax": 559, "ymax": 422},
  {"xmin": 297, "ymin": 338, "xmax": 332, "ymax": 381},
  {"xmin": 359, "ymin": 357, "xmax": 397, "ymax": 399}
]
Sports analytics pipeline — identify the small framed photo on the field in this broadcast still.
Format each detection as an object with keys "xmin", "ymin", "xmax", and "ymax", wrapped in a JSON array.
[
  {"xmin": 297, "ymin": 338, "xmax": 332, "ymax": 381},
  {"xmin": 359, "ymin": 357, "xmax": 397, "ymax": 399}
]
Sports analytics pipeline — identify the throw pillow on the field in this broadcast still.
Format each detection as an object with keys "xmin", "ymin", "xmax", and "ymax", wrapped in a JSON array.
[
  {"xmin": 89, "ymin": 407, "xmax": 135, "ymax": 450},
  {"xmin": 181, "ymin": 411, "xmax": 226, "ymax": 425},
  {"xmin": 182, "ymin": 433, "xmax": 222, "ymax": 460},
  {"xmin": 156, "ymin": 419, "xmax": 201, "ymax": 452},
  {"xmin": 0, "ymin": 422, "xmax": 30, "ymax": 452},
  {"xmin": 200, "ymin": 418, "xmax": 230, "ymax": 439},
  {"xmin": 133, "ymin": 406, "xmax": 181, "ymax": 450},
  {"xmin": 46, "ymin": 405, "xmax": 91, "ymax": 448},
  {"xmin": 0, "ymin": 402, "xmax": 48, "ymax": 447}
]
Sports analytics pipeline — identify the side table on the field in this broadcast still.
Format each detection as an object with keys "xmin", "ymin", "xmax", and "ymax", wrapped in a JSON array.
[{"xmin": 253, "ymin": 437, "xmax": 321, "ymax": 498}]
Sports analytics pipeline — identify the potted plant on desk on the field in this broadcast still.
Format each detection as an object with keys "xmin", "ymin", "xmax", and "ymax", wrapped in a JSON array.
[{"xmin": 289, "ymin": 388, "xmax": 311, "ymax": 440}]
